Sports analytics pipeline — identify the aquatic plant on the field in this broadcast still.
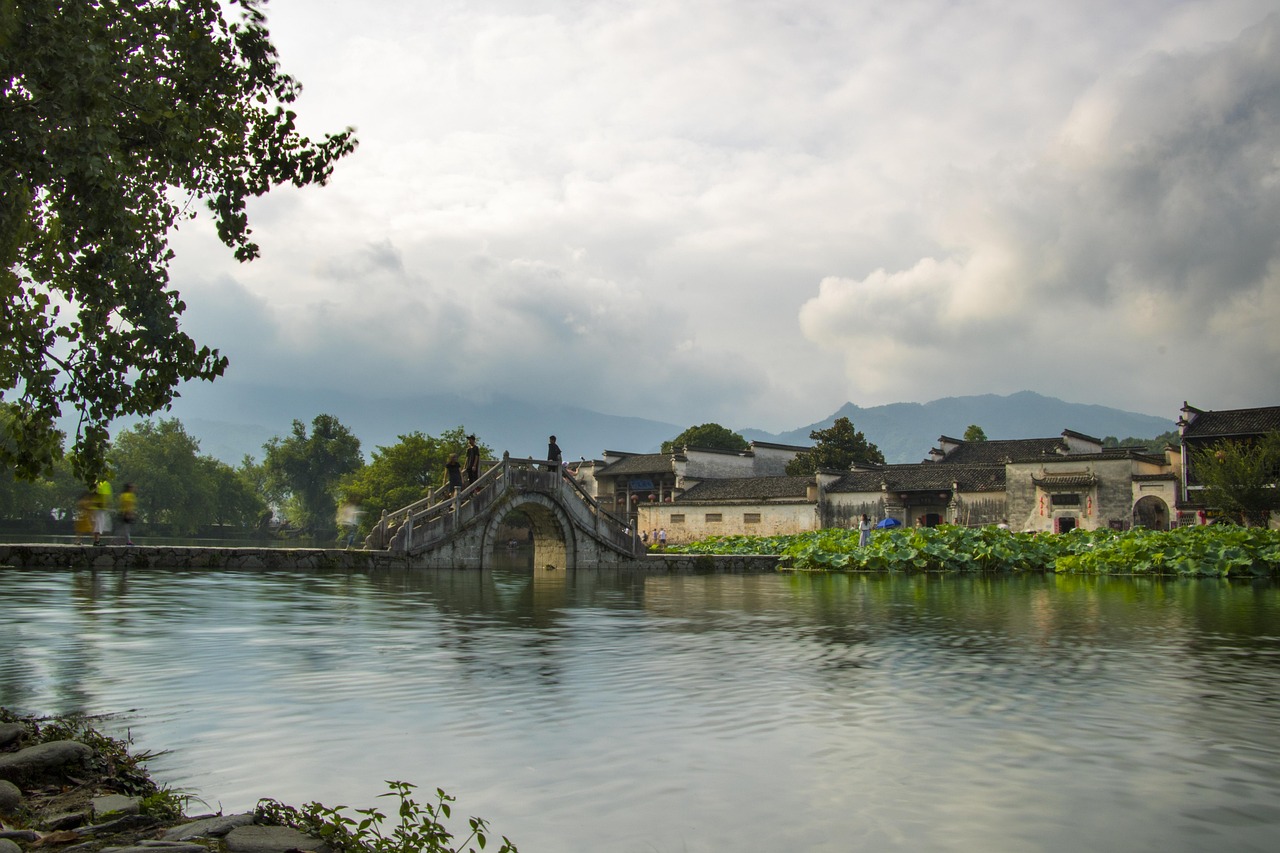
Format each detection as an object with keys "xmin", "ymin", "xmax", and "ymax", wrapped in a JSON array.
[{"xmin": 667, "ymin": 525, "xmax": 1280, "ymax": 576}]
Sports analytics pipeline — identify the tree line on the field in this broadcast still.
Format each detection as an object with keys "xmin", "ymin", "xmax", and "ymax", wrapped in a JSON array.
[{"xmin": 0, "ymin": 407, "xmax": 488, "ymax": 541}]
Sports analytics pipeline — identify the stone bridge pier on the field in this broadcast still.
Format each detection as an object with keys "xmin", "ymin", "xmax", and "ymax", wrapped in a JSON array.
[{"xmin": 406, "ymin": 492, "xmax": 630, "ymax": 570}]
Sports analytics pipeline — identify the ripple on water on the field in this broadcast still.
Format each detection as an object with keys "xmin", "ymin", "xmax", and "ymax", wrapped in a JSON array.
[{"xmin": 2, "ymin": 569, "xmax": 1279, "ymax": 853}]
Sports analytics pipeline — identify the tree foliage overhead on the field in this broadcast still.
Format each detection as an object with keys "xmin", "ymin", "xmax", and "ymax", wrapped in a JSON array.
[
  {"xmin": 0, "ymin": 0, "xmax": 357, "ymax": 483},
  {"xmin": 785, "ymin": 416, "xmax": 885, "ymax": 475},
  {"xmin": 262, "ymin": 414, "xmax": 362, "ymax": 532},
  {"xmin": 1190, "ymin": 432, "xmax": 1280, "ymax": 527},
  {"xmin": 661, "ymin": 423, "xmax": 749, "ymax": 454}
]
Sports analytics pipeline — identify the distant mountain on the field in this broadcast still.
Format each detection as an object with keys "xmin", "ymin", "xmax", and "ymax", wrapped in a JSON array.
[
  {"xmin": 144, "ymin": 387, "xmax": 1174, "ymax": 469},
  {"xmin": 157, "ymin": 384, "xmax": 684, "ymax": 466},
  {"xmin": 739, "ymin": 391, "xmax": 1176, "ymax": 463}
]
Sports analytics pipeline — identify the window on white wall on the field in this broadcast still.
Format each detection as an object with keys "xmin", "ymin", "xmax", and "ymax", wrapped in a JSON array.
[
  {"xmin": 744, "ymin": 513, "xmax": 761, "ymax": 524},
  {"xmin": 706, "ymin": 513, "xmax": 723, "ymax": 523}
]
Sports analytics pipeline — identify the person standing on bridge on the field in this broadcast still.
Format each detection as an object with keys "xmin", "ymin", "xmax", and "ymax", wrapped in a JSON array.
[
  {"xmin": 546, "ymin": 435, "xmax": 562, "ymax": 472},
  {"xmin": 465, "ymin": 434, "xmax": 480, "ymax": 485},
  {"xmin": 445, "ymin": 453, "xmax": 464, "ymax": 495}
]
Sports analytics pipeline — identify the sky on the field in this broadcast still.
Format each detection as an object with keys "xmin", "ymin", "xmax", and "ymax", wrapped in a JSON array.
[{"xmin": 164, "ymin": 0, "xmax": 1280, "ymax": 434}]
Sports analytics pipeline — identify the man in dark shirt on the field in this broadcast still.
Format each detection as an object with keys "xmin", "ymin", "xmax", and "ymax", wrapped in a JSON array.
[{"xmin": 465, "ymin": 434, "xmax": 480, "ymax": 484}]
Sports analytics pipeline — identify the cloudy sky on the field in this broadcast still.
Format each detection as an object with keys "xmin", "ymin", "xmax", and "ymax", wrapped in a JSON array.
[{"xmin": 165, "ymin": 0, "xmax": 1280, "ymax": 433}]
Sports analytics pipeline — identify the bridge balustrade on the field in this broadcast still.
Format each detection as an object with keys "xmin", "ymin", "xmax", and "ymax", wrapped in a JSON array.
[{"xmin": 368, "ymin": 453, "xmax": 640, "ymax": 560}]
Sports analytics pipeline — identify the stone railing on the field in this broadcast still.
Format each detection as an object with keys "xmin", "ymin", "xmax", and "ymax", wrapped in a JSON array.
[{"xmin": 367, "ymin": 454, "xmax": 640, "ymax": 558}]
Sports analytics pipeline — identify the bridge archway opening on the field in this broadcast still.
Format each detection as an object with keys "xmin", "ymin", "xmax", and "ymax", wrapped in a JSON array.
[{"xmin": 485, "ymin": 496, "xmax": 575, "ymax": 570}]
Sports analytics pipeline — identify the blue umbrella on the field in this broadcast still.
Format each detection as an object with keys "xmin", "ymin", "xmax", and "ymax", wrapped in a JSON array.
[{"xmin": 874, "ymin": 517, "xmax": 901, "ymax": 529}]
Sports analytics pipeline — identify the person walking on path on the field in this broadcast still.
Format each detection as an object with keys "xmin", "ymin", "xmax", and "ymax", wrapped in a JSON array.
[
  {"xmin": 337, "ymin": 501, "xmax": 360, "ymax": 548},
  {"xmin": 118, "ymin": 483, "xmax": 138, "ymax": 546},
  {"xmin": 658, "ymin": 528, "xmax": 666, "ymax": 549},
  {"xmin": 464, "ymin": 434, "xmax": 480, "ymax": 485},
  {"xmin": 858, "ymin": 514, "xmax": 871, "ymax": 547},
  {"xmin": 74, "ymin": 491, "xmax": 94, "ymax": 544},
  {"xmin": 92, "ymin": 480, "xmax": 113, "ymax": 545}
]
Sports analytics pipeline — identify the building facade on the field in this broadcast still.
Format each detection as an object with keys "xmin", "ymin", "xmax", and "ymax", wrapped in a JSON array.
[{"xmin": 566, "ymin": 404, "xmax": 1275, "ymax": 544}]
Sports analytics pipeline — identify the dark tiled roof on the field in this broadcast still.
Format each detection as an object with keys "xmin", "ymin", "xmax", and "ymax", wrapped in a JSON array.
[
  {"xmin": 827, "ymin": 463, "xmax": 1005, "ymax": 494},
  {"xmin": 936, "ymin": 438, "xmax": 1065, "ymax": 464},
  {"xmin": 1032, "ymin": 474, "xmax": 1096, "ymax": 488},
  {"xmin": 748, "ymin": 440, "xmax": 811, "ymax": 452},
  {"xmin": 676, "ymin": 476, "xmax": 812, "ymax": 502},
  {"xmin": 1180, "ymin": 405, "xmax": 1280, "ymax": 439},
  {"xmin": 597, "ymin": 453, "xmax": 673, "ymax": 477},
  {"xmin": 1132, "ymin": 473, "xmax": 1178, "ymax": 482}
]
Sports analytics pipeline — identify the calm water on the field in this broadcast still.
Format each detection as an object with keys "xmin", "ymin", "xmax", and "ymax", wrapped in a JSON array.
[{"xmin": 1, "ymin": 565, "xmax": 1278, "ymax": 853}]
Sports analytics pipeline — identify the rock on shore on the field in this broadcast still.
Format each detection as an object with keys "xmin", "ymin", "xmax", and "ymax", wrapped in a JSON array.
[{"xmin": 0, "ymin": 712, "xmax": 327, "ymax": 853}]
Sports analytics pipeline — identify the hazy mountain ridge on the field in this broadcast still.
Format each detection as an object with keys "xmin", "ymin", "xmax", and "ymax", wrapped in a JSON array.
[
  {"xmin": 164, "ymin": 387, "xmax": 1175, "ymax": 468},
  {"xmin": 740, "ymin": 391, "xmax": 1175, "ymax": 463}
]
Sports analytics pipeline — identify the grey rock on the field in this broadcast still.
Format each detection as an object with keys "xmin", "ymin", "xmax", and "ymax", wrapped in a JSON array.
[
  {"xmin": 0, "ymin": 831, "xmax": 38, "ymax": 843},
  {"xmin": 224, "ymin": 824, "xmax": 330, "ymax": 853},
  {"xmin": 93, "ymin": 794, "xmax": 141, "ymax": 818},
  {"xmin": 0, "ymin": 837, "xmax": 21, "ymax": 853},
  {"xmin": 0, "ymin": 724, "xmax": 25, "ymax": 748},
  {"xmin": 100, "ymin": 844, "xmax": 209, "ymax": 853},
  {"xmin": 45, "ymin": 810, "xmax": 88, "ymax": 830},
  {"xmin": 0, "ymin": 740, "xmax": 93, "ymax": 782},
  {"xmin": 161, "ymin": 812, "xmax": 255, "ymax": 841},
  {"xmin": 0, "ymin": 779, "xmax": 20, "ymax": 815}
]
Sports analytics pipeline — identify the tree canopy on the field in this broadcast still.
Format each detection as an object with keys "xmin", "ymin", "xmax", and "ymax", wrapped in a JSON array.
[
  {"xmin": 263, "ymin": 414, "xmax": 362, "ymax": 532},
  {"xmin": 1190, "ymin": 432, "xmax": 1280, "ymax": 526},
  {"xmin": 963, "ymin": 424, "xmax": 988, "ymax": 442},
  {"xmin": 785, "ymin": 417, "xmax": 885, "ymax": 475},
  {"xmin": 1, "ymin": 0, "xmax": 357, "ymax": 483},
  {"xmin": 1102, "ymin": 430, "xmax": 1181, "ymax": 454},
  {"xmin": 340, "ymin": 427, "xmax": 490, "ymax": 534},
  {"xmin": 661, "ymin": 423, "xmax": 749, "ymax": 454},
  {"xmin": 108, "ymin": 417, "xmax": 265, "ymax": 533}
]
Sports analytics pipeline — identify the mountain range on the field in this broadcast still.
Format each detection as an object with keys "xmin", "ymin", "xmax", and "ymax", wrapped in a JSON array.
[{"xmin": 156, "ymin": 386, "xmax": 1176, "ymax": 467}]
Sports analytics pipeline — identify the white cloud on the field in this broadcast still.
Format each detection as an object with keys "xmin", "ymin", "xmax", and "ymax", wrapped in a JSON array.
[
  {"xmin": 159, "ymin": 1, "xmax": 1280, "ymax": 437},
  {"xmin": 800, "ymin": 12, "xmax": 1280, "ymax": 415}
]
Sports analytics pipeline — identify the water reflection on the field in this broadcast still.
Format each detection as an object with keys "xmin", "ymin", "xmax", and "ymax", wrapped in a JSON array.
[{"xmin": 1, "ymin": 567, "xmax": 1277, "ymax": 853}]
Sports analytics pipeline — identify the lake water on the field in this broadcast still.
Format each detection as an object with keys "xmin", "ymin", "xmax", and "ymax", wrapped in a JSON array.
[{"xmin": 1, "ymin": 565, "xmax": 1278, "ymax": 853}]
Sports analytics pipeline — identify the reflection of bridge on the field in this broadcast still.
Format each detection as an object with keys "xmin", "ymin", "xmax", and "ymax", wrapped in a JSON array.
[{"xmin": 367, "ymin": 454, "xmax": 642, "ymax": 569}]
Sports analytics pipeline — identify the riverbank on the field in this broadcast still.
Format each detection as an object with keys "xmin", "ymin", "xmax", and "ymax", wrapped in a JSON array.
[
  {"xmin": 0, "ymin": 710, "xmax": 331, "ymax": 853},
  {"xmin": 1, "ymin": 710, "xmax": 520, "ymax": 853},
  {"xmin": 0, "ymin": 544, "xmax": 783, "ymax": 573}
]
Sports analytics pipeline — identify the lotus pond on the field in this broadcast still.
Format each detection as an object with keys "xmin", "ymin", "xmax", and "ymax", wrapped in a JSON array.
[{"xmin": 667, "ymin": 523, "xmax": 1280, "ymax": 575}]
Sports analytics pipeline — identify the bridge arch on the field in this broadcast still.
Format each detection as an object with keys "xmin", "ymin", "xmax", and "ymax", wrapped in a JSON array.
[{"xmin": 482, "ymin": 493, "xmax": 577, "ymax": 570}]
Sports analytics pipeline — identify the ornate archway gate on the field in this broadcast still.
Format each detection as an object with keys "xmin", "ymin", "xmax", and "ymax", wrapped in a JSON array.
[{"xmin": 367, "ymin": 454, "xmax": 642, "ymax": 569}]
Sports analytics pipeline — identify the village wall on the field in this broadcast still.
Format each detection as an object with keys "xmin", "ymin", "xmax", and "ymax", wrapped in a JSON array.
[{"xmin": 638, "ymin": 501, "xmax": 818, "ymax": 545}]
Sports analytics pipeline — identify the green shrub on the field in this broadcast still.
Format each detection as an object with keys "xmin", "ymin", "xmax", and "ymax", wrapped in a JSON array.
[{"xmin": 256, "ymin": 780, "xmax": 518, "ymax": 853}]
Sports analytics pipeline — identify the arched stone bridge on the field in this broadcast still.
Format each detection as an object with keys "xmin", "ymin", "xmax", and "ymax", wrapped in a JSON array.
[{"xmin": 366, "ymin": 454, "xmax": 642, "ymax": 569}]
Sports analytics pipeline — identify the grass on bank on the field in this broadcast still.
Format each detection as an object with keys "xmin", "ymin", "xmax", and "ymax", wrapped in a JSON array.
[
  {"xmin": 0, "ymin": 709, "xmax": 518, "ymax": 853},
  {"xmin": 665, "ymin": 524, "xmax": 1280, "ymax": 576}
]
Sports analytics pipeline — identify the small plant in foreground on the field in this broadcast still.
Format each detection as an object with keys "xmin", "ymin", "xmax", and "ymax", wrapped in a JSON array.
[
  {"xmin": 256, "ymin": 780, "xmax": 518, "ymax": 853},
  {"xmin": 140, "ymin": 786, "xmax": 191, "ymax": 821}
]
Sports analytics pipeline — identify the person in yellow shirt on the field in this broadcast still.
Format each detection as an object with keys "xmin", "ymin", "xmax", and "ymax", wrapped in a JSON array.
[
  {"xmin": 75, "ymin": 491, "xmax": 94, "ymax": 544},
  {"xmin": 118, "ymin": 483, "xmax": 138, "ymax": 546}
]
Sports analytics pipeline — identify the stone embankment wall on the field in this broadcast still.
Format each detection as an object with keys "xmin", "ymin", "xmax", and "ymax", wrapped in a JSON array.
[{"xmin": 0, "ymin": 544, "xmax": 782, "ymax": 574}]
